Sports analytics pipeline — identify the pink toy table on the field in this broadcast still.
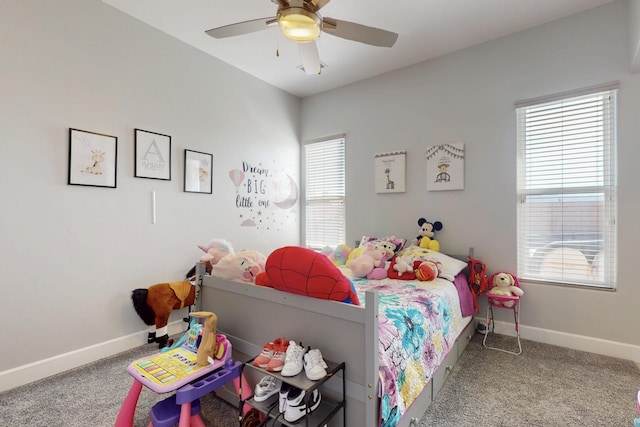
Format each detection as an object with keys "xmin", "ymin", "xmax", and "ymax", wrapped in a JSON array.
[{"xmin": 114, "ymin": 347, "xmax": 249, "ymax": 427}]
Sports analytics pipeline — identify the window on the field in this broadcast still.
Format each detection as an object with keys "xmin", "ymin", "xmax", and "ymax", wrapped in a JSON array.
[
  {"xmin": 516, "ymin": 83, "xmax": 618, "ymax": 289},
  {"xmin": 303, "ymin": 135, "xmax": 346, "ymax": 250}
]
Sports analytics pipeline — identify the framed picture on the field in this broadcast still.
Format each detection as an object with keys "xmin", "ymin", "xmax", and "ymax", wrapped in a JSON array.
[
  {"xmin": 184, "ymin": 149, "xmax": 213, "ymax": 194},
  {"xmin": 375, "ymin": 151, "xmax": 406, "ymax": 193},
  {"xmin": 426, "ymin": 143, "xmax": 465, "ymax": 191},
  {"xmin": 68, "ymin": 128, "xmax": 117, "ymax": 188},
  {"xmin": 134, "ymin": 129, "xmax": 171, "ymax": 180}
]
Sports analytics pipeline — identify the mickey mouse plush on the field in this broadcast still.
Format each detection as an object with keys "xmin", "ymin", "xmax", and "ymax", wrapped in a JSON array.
[{"xmin": 416, "ymin": 218, "xmax": 443, "ymax": 251}]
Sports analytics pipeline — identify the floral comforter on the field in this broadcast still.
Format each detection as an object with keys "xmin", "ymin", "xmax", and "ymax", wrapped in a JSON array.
[{"xmin": 352, "ymin": 276, "xmax": 469, "ymax": 427}]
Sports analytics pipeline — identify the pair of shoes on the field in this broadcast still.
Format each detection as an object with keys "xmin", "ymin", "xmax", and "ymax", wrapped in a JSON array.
[
  {"xmin": 253, "ymin": 375, "xmax": 281, "ymax": 402},
  {"xmin": 303, "ymin": 348, "xmax": 328, "ymax": 380},
  {"xmin": 281, "ymin": 341, "xmax": 306, "ymax": 377},
  {"xmin": 278, "ymin": 383, "xmax": 322, "ymax": 422},
  {"xmin": 253, "ymin": 337, "xmax": 287, "ymax": 371}
]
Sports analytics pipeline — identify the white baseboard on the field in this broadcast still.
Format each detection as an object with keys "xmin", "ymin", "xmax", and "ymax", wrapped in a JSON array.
[
  {"xmin": 0, "ymin": 321, "xmax": 185, "ymax": 393},
  {"xmin": 475, "ymin": 316, "xmax": 640, "ymax": 363}
]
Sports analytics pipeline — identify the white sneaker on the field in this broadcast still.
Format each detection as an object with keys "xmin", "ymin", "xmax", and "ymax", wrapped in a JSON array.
[
  {"xmin": 304, "ymin": 348, "xmax": 328, "ymax": 380},
  {"xmin": 253, "ymin": 375, "xmax": 281, "ymax": 402},
  {"xmin": 281, "ymin": 341, "xmax": 306, "ymax": 377},
  {"xmin": 284, "ymin": 387, "xmax": 321, "ymax": 422}
]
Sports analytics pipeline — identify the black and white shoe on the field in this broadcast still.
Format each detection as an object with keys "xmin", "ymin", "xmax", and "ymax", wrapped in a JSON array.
[
  {"xmin": 278, "ymin": 383, "xmax": 292, "ymax": 413},
  {"xmin": 284, "ymin": 387, "xmax": 321, "ymax": 422}
]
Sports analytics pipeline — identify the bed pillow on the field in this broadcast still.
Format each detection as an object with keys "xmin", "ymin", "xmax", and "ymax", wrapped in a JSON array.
[
  {"xmin": 396, "ymin": 246, "xmax": 468, "ymax": 281},
  {"xmin": 360, "ymin": 235, "xmax": 407, "ymax": 254},
  {"xmin": 255, "ymin": 246, "xmax": 360, "ymax": 305}
]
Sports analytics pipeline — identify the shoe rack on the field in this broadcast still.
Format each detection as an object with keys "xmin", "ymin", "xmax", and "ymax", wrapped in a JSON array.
[{"xmin": 239, "ymin": 356, "xmax": 345, "ymax": 426}]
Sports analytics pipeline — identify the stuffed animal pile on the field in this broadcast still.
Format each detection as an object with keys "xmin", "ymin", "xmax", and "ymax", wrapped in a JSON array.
[{"xmin": 387, "ymin": 246, "xmax": 447, "ymax": 281}]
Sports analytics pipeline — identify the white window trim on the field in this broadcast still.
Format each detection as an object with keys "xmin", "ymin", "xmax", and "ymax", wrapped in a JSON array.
[
  {"xmin": 516, "ymin": 83, "xmax": 618, "ymax": 289},
  {"xmin": 302, "ymin": 134, "xmax": 346, "ymax": 250}
]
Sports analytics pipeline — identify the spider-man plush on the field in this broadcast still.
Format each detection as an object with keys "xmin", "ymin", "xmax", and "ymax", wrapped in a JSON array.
[{"xmin": 255, "ymin": 246, "xmax": 360, "ymax": 305}]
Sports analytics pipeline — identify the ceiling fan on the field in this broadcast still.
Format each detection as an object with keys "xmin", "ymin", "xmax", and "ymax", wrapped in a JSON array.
[{"xmin": 205, "ymin": 0, "xmax": 398, "ymax": 75}]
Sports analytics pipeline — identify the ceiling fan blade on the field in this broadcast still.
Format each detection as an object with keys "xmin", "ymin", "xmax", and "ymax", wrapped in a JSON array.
[
  {"xmin": 298, "ymin": 42, "xmax": 321, "ymax": 75},
  {"xmin": 322, "ymin": 17, "xmax": 398, "ymax": 47},
  {"xmin": 309, "ymin": 0, "xmax": 331, "ymax": 12},
  {"xmin": 205, "ymin": 17, "xmax": 276, "ymax": 39}
]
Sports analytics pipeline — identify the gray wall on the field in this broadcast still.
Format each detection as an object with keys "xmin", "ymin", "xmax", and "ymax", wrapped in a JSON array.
[
  {"xmin": 2, "ymin": 0, "xmax": 639, "ymax": 392},
  {"xmin": 0, "ymin": 0, "xmax": 300, "ymax": 390},
  {"xmin": 301, "ymin": 1, "xmax": 640, "ymax": 357},
  {"xmin": 631, "ymin": 0, "xmax": 640, "ymax": 71}
]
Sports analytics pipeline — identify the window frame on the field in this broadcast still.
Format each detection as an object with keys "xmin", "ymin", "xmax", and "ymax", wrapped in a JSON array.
[
  {"xmin": 302, "ymin": 134, "xmax": 346, "ymax": 251},
  {"xmin": 515, "ymin": 82, "xmax": 618, "ymax": 290}
]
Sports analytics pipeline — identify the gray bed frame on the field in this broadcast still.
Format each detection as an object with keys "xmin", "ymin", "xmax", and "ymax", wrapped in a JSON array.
[{"xmin": 200, "ymin": 271, "xmax": 475, "ymax": 427}]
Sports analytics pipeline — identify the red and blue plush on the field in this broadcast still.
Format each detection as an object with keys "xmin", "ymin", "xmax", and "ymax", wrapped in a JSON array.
[{"xmin": 255, "ymin": 246, "xmax": 360, "ymax": 305}]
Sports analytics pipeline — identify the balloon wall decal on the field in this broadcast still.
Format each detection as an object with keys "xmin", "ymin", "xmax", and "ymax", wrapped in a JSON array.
[{"xmin": 229, "ymin": 169, "xmax": 245, "ymax": 193}]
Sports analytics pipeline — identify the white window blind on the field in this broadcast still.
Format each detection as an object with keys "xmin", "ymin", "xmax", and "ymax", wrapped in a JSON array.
[
  {"xmin": 516, "ymin": 84, "xmax": 617, "ymax": 289},
  {"xmin": 304, "ymin": 136, "xmax": 346, "ymax": 250}
]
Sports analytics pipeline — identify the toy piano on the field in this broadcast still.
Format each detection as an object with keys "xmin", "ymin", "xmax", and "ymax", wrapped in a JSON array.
[
  {"xmin": 126, "ymin": 314, "xmax": 231, "ymax": 393},
  {"xmin": 115, "ymin": 311, "xmax": 246, "ymax": 427}
]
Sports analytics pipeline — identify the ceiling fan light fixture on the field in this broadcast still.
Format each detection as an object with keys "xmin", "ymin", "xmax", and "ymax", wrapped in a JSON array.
[{"xmin": 278, "ymin": 7, "xmax": 321, "ymax": 42}]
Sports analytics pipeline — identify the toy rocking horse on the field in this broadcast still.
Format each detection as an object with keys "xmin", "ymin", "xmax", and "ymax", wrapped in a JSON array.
[
  {"xmin": 132, "ymin": 239, "xmax": 235, "ymax": 348},
  {"xmin": 131, "ymin": 280, "xmax": 198, "ymax": 348}
]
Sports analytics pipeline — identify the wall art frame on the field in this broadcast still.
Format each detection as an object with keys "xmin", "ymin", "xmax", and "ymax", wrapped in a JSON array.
[
  {"xmin": 68, "ymin": 128, "xmax": 117, "ymax": 188},
  {"xmin": 134, "ymin": 128, "xmax": 171, "ymax": 180},
  {"xmin": 184, "ymin": 149, "xmax": 213, "ymax": 194},
  {"xmin": 375, "ymin": 151, "xmax": 406, "ymax": 193},
  {"xmin": 426, "ymin": 143, "xmax": 465, "ymax": 191}
]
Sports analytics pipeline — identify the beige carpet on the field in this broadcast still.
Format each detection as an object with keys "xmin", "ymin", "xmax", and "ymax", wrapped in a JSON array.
[
  {"xmin": 419, "ymin": 333, "xmax": 640, "ymax": 427},
  {"xmin": 1, "ymin": 333, "xmax": 638, "ymax": 426}
]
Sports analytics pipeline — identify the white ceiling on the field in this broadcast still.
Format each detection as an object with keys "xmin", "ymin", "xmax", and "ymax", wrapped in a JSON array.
[{"xmin": 102, "ymin": 0, "xmax": 615, "ymax": 98}]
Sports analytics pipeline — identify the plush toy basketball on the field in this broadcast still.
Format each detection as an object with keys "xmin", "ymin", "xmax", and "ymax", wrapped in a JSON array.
[{"xmin": 255, "ymin": 246, "xmax": 360, "ymax": 305}]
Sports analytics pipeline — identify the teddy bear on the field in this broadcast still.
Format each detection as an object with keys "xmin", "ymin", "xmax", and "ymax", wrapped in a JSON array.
[
  {"xmin": 487, "ymin": 272, "xmax": 523, "ymax": 307},
  {"xmin": 347, "ymin": 243, "xmax": 387, "ymax": 279},
  {"xmin": 416, "ymin": 218, "xmax": 443, "ymax": 251}
]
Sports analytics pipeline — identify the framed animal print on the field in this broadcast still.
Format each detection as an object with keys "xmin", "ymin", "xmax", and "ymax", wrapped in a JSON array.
[
  {"xmin": 184, "ymin": 149, "xmax": 213, "ymax": 194},
  {"xmin": 375, "ymin": 151, "xmax": 406, "ymax": 193},
  {"xmin": 68, "ymin": 128, "xmax": 117, "ymax": 188}
]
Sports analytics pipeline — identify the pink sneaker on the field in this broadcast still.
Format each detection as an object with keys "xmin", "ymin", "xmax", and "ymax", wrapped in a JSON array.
[
  {"xmin": 253, "ymin": 342, "xmax": 275, "ymax": 368},
  {"xmin": 266, "ymin": 340, "xmax": 290, "ymax": 372},
  {"xmin": 254, "ymin": 337, "xmax": 285, "ymax": 368}
]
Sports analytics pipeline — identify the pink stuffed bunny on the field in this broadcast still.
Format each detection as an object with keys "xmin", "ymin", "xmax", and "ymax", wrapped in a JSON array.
[{"xmin": 347, "ymin": 243, "xmax": 386, "ymax": 278}]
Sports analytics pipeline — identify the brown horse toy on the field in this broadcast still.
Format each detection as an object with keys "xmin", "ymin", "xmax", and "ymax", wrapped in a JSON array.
[{"xmin": 131, "ymin": 280, "xmax": 197, "ymax": 348}]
